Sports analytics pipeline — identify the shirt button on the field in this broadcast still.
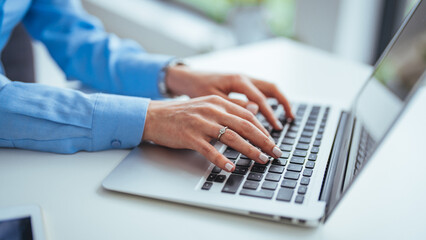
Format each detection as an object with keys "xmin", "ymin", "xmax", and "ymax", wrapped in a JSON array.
[{"xmin": 111, "ymin": 139, "xmax": 121, "ymax": 148}]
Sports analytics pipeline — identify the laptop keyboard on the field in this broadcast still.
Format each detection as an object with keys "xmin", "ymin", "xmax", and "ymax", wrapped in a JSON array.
[
  {"xmin": 201, "ymin": 103, "xmax": 330, "ymax": 204},
  {"xmin": 353, "ymin": 127, "xmax": 375, "ymax": 176}
]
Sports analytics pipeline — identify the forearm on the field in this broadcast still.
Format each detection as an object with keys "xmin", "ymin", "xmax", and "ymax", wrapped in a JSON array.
[
  {"xmin": 23, "ymin": 0, "xmax": 173, "ymax": 99},
  {"xmin": 0, "ymin": 75, "xmax": 148, "ymax": 153}
]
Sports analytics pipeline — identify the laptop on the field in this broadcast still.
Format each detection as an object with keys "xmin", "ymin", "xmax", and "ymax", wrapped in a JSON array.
[{"xmin": 102, "ymin": 0, "xmax": 426, "ymax": 226}]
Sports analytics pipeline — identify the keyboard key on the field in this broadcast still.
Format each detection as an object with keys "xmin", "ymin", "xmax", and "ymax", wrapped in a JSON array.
[
  {"xmin": 295, "ymin": 195, "xmax": 304, "ymax": 204},
  {"xmin": 224, "ymin": 148, "xmax": 240, "ymax": 159},
  {"xmin": 298, "ymin": 186, "xmax": 307, "ymax": 194},
  {"xmin": 268, "ymin": 165, "xmax": 285, "ymax": 174},
  {"xmin": 289, "ymin": 126, "xmax": 299, "ymax": 132},
  {"xmin": 265, "ymin": 173, "xmax": 281, "ymax": 182},
  {"xmin": 296, "ymin": 143, "xmax": 309, "ymax": 150},
  {"xmin": 299, "ymin": 137, "xmax": 311, "ymax": 144},
  {"xmin": 311, "ymin": 147, "xmax": 319, "ymax": 153},
  {"xmin": 280, "ymin": 144, "xmax": 293, "ymax": 152},
  {"xmin": 308, "ymin": 153, "xmax": 317, "ymax": 161},
  {"xmin": 300, "ymin": 177, "xmax": 310, "ymax": 185},
  {"xmin": 234, "ymin": 166, "xmax": 249, "ymax": 175},
  {"xmin": 305, "ymin": 120, "xmax": 316, "ymax": 126},
  {"xmin": 290, "ymin": 157, "xmax": 305, "ymax": 165},
  {"xmin": 284, "ymin": 172, "xmax": 300, "ymax": 180},
  {"xmin": 251, "ymin": 165, "xmax": 267, "ymax": 173},
  {"xmin": 262, "ymin": 181, "xmax": 278, "ymax": 190},
  {"xmin": 253, "ymin": 160, "xmax": 270, "ymax": 166},
  {"xmin": 313, "ymin": 140, "xmax": 321, "ymax": 147},
  {"xmin": 214, "ymin": 174, "xmax": 226, "ymax": 183},
  {"xmin": 293, "ymin": 150, "xmax": 307, "ymax": 157},
  {"xmin": 207, "ymin": 174, "xmax": 217, "ymax": 181},
  {"xmin": 271, "ymin": 130, "xmax": 281, "ymax": 137},
  {"xmin": 285, "ymin": 132, "xmax": 297, "ymax": 139},
  {"xmin": 281, "ymin": 152, "xmax": 290, "ymax": 159},
  {"xmin": 276, "ymin": 188, "xmax": 294, "ymax": 202},
  {"xmin": 287, "ymin": 164, "xmax": 303, "ymax": 172},
  {"xmin": 303, "ymin": 169, "xmax": 313, "ymax": 177},
  {"xmin": 202, "ymin": 182, "xmax": 212, "ymax": 190},
  {"xmin": 243, "ymin": 180, "xmax": 259, "ymax": 190},
  {"xmin": 222, "ymin": 174, "xmax": 244, "ymax": 194},
  {"xmin": 301, "ymin": 131, "xmax": 313, "ymax": 138},
  {"xmin": 281, "ymin": 180, "xmax": 297, "ymax": 188},
  {"xmin": 272, "ymin": 158, "xmax": 287, "ymax": 166},
  {"xmin": 236, "ymin": 158, "xmax": 252, "ymax": 167},
  {"xmin": 318, "ymin": 128, "xmax": 325, "ymax": 134},
  {"xmin": 240, "ymin": 189, "xmax": 274, "ymax": 199},
  {"xmin": 240, "ymin": 154, "xmax": 250, "ymax": 159},
  {"xmin": 306, "ymin": 161, "xmax": 315, "ymax": 169},
  {"xmin": 316, "ymin": 134, "xmax": 323, "ymax": 140},
  {"xmin": 304, "ymin": 125, "xmax": 315, "ymax": 132},
  {"xmin": 211, "ymin": 166, "xmax": 221, "ymax": 174},
  {"xmin": 282, "ymin": 138, "xmax": 295, "ymax": 145},
  {"xmin": 247, "ymin": 172, "xmax": 263, "ymax": 181}
]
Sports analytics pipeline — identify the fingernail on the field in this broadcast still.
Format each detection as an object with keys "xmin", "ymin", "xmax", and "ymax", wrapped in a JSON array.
[
  {"xmin": 259, "ymin": 152, "xmax": 269, "ymax": 163},
  {"xmin": 269, "ymin": 136, "xmax": 275, "ymax": 144},
  {"xmin": 225, "ymin": 162, "xmax": 234, "ymax": 172},
  {"xmin": 287, "ymin": 118, "xmax": 293, "ymax": 123},
  {"xmin": 272, "ymin": 146, "xmax": 283, "ymax": 158},
  {"xmin": 276, "ymin": 120, "xmax": 283, "ymax": 129},
  {"xmin": 246, "ymin": 103, "xmax": 259, "ymax": 114}
]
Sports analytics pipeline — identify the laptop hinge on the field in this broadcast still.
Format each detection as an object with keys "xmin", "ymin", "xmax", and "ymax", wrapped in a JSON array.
[{"xmin": 319, "ymin": 111, "xmax": 354, "ymax": 220}]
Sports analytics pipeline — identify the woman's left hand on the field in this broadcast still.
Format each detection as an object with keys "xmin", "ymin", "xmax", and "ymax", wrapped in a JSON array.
[{"xmin": 165, "ymin": 66, "xmax": 294, "ymax": 130}]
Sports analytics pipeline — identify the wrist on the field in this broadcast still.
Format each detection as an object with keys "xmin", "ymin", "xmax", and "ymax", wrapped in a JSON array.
[
  {"xmin": 165, "ymin": 64, "xmax": 190, "ymax": 96},
  {"xmin": 142, "ymin": 100, "xmax": 164, "ymax": 142}
]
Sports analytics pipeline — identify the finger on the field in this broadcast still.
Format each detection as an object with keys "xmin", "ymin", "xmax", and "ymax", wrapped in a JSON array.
[
  {"xmin": 214, "ymin": 125, "xmax": 271, "ymax": 164},
  {"xmin": 229, "ymin": 76, "xmax": 283, "ymax": 130},
  {"xmin": 211, "ymin": 96, "xmax": 270, "ymax": 137},
  {"xmin": 213, "ymin": 91, "xmax": 259, "ymax": 115},
  {"xmin": 251, "ymin": 79, "xmax": 295, "ymax": 119},
  {"xmin": 228, "ymin": 99, "xmax": 259, "ymax": 115},
  {"xmin": 194, "ymin": 140, "xmax": 236, "ymax": 172},
  {"xmin": 218, "ymin": 113, "xmax": 283, "ymax": 159}
]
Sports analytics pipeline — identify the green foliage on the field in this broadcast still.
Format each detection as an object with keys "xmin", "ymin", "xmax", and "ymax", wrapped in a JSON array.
[{"xmin": 175, "ymin": 0, "xmax": 295, "ymax": 37}]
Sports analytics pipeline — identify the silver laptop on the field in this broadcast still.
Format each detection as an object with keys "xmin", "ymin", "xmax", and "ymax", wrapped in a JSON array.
[{"xmin": 102, "ymin": 0, "xmax": 426, "ymax": 226}]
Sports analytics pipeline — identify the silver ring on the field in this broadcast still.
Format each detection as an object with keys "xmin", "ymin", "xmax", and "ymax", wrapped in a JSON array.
[{"xmin": 217, "ymin": 126, "xmax": 228, "ymax": 141}]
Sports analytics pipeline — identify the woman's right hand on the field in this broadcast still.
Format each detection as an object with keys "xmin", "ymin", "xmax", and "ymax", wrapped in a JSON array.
[{"xmin": 142, "ymin": 95, "xmax": 284, "ymax": 172}]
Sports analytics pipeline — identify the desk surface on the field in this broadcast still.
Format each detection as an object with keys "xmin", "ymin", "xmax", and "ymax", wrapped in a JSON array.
[{"xmin": 1, "ymin": 38, "xmax": 425, "ymax": 240}]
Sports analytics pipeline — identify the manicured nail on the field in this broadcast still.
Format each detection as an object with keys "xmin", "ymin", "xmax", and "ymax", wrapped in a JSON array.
[
  {"xmin": 225, "ymin": 162, "xmax": 234, "ymax": 172},
  {"xmin": 269, "ymin": 136, "xmax": 275, "ymax": 144},
  {"xmin": 259, "ymin": 152, "xmax": 269, "ymax": 163},
  {"xmin": 246, "ymin": 103, "xmax": 259, "ymax": 114},
  {"xmin": 272, "ymin": 146, "xmax": 283, "ymax": 158},
  {"xmin": 276, "ymin": 120, "xmax": 283, "ymax": 129}
]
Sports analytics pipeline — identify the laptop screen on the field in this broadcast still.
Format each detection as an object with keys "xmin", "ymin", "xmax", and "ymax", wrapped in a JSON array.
[{"xmin": 347, "ymin": 0, "xmax": 426, "ymax": 187}]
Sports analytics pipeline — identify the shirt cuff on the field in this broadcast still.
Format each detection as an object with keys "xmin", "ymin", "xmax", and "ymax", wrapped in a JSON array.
[{"xmin": 91, "ymin": 93, "xmax": 150, "ymax": 151}]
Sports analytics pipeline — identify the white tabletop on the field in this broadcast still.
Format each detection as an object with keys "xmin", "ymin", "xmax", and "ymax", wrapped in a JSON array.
[{"xmin": 1, "ymin": 38, "xmax": 425, "ymax": 240}]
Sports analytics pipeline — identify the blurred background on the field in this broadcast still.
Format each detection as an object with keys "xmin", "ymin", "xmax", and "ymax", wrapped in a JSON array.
[{"xmin": 33, "ymin": 0, "xmax": 418, "ymax": 86}]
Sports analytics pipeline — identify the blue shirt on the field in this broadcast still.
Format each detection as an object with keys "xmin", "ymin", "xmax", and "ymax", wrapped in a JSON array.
[{"xmin": 0, "ymin": 0, "xmax": 173, "ymax": 153}]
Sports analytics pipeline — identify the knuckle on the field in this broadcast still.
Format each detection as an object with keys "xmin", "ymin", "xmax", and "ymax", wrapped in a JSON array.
[
  {"xmin": 199, "ymin": 143, "xmax": 213, "ymax": 156},
  {"xmin": 246, "ymin": 146, "xmax": 259, "ymax": 158},
  {"xmin": 225, "ymin": 130, "xmax": 239, "ymax": 142},
  {"xmin": 207, "ymin": 95, "xmax": 222, "ymax": 103},
  {"xmin": 240, "ymin": 120, "xmax": 253, "ymax": 131}
]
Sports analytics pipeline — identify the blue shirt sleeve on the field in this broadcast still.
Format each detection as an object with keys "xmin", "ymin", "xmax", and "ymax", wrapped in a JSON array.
[
  {"xmin": 0, "ymin": 75, "xmax": 149, "ymax": 153},
  {"xmin": 0, "ymin": 0, "xmax": 176, "ymax": 153},
  {"xmin": 22, "ymin": 0, "xmax": 173, "ymax": 100}
]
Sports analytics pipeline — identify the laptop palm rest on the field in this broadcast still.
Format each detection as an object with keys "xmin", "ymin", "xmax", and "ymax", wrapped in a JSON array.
[{"xmin": 102, "ymin": 142, "xmax": 211, "ymax": 198}]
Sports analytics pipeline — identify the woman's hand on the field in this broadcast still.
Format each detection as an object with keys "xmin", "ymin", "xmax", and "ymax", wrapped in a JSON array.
[
  {"xmin": 165, "ymin": 66, "xmax": 294, "ymax": 130},
  {"xmin": 143, "ymin": 95, "xmax": 284, "ymax": 172}
]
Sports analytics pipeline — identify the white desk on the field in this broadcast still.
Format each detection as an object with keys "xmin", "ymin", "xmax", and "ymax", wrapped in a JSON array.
[{"xmin": 1, "ymin": 38, "xmax": 425, "ymax": 240}]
